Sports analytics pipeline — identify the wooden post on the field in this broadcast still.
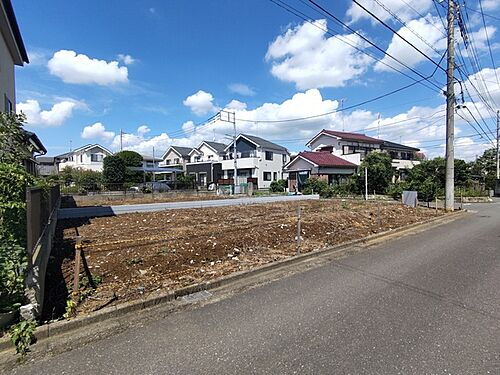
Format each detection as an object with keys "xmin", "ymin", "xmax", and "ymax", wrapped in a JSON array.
[
  {"xmin": 436, "ymin": 196, "xmax": 438, "ymax": 212},
  {"xmin": 296, "ymin": 206, "xmax": 301, "ymax": 254},
  {"xmin": 73, "ymin": 236, "xmax": 82, "ymax": 295}
]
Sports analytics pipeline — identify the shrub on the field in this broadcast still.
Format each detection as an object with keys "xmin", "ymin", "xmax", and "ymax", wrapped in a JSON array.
[
  {"xmin": 270, "ymin": 179, "xmax": 287, "ymax": 193},
  {"xmin": 0, "ymin": 163, "xmax": 33, "ymax": 313},
  {"xmin": 360, "ymin": 152, "xmax": 393, "ymax": 194},
  {"xmin": 302, "ymin": 178, "xmax": 332, "ymax": 197},
  {"xmin": 386, "ymin": 182, "xmax": 405, "ymax": 200},
  {"xmin": 103, "ymin": 155, "xmax": 126, "ymax": 186}
]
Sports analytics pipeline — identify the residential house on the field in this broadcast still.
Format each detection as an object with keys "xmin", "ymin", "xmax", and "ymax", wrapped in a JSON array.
[
  {"xmin": 186, "ymin": 141, "xmax": 226, "ymax": 187},
  {"xmin": 56, "ymin": 144, "xmax": 113, "ymax": 172},
  {"xmin": 221, "ymin": 134, "xmax": 290, "ymax": 189},
  {"xmin": 22, "ymin": 131, "xmax": 46, "ymax": 175},
  {"xmin": 157, "ymin": 146, "xmax": 193, "ymax": 180},
  {"xmin": 284, "ymin": 151, "xmax": 358, "ymax": 192},
  {"xmin": 140, "ymin": 154, "xmax": 161, "ymax": 169},
  {"xmin": 306, "ymin": 129, "xmax": 421, "ymax": 180},
  {"xmin": 0, "ymin": 0, "xmax": 28, "ymax": 112}
]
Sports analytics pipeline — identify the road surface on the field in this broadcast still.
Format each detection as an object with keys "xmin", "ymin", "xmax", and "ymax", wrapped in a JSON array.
[{"xmin": 15, "ymin": 202, "xmax": 500, "ymax": 374}]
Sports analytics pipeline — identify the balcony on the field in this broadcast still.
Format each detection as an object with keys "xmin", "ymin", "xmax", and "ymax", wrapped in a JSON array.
[{"xmin": 391, "ymin": 159, "xmax": 420, "ymax": 170}]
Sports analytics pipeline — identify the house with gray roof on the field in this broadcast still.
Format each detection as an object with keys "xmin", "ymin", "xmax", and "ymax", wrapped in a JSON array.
[
  {"xmin": 221, "ymin": 134, "xmax": 290, "ymax": 189},
  {"xmin": 185, "ymin": 141, "xmax": 227, "ymax": 187}
]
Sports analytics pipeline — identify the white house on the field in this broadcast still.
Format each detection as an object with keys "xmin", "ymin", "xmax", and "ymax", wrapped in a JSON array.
[
  {"xmin": 221, "ymin": 134, "xmax": 290, "ymax": 189},
  {"xmin": 185, "ymin": 141, "xmax": 226, "ymax": 187},
  {"xmin": 306, "ymin": 129, "xmax": 421, "ymax": 180},
  {"xmin": 56, "ymin": 144, "xmax": 113, "ymax": 172}
]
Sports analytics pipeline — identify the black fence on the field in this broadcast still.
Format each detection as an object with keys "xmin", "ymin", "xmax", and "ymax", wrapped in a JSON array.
[{"xmin": 26, "ymin": 184, "xmax": 60, "ymax": 254}]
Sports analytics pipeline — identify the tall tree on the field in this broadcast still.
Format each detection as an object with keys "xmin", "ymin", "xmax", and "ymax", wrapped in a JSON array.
[
  {"xmin": 115, "ymin": 150, "xmax": 144, "ymax": 183},
  {"xmin": 470, "ymin": 148, "xmax": 496, "ymax": 190},
  {"xmin": 102, "ymin": 155, "xmax": 126, "ymax": 186},
  {"xmin": 360, "ymin": 152, "xmax": 393, "ymax": 193}
]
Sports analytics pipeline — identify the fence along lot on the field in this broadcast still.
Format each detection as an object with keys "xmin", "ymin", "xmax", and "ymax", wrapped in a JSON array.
[{"xmin": 58, "ymin": 194, "xmax": 321, "ymax": 219}]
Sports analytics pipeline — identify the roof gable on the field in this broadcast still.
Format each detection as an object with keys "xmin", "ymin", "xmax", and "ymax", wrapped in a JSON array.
[
  {"xmin": 296, "ymin": 151, "xmax": 357, "ymax": 168},
  {"xmin": 224, "ymin": 134, "xmax": 288, "ymax": 153},
  {"xmin": 306, "ymin": 129, "xmax": 383, "ymax": 147}
]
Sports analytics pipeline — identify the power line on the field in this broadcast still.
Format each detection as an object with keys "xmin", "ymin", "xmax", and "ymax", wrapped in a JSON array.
[{"xmin": 477, "ymin": 0, "xmax": 500, "ymax": 90}]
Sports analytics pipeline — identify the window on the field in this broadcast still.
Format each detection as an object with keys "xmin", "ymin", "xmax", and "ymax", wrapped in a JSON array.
[
  {"xmin": 194, "ymin": 156, "xmax": 201, "ymax": 162},
  {"xmin": 166, "ymin": 160, "xmax": 171, "ymax": 165},
  {"xmin": 342, "ymin": 145, "xmax": 351, "ymax": 155},
  {"xmin": 282, "ymin": 154, "xmax": 287, "ymax": 163},
  {"xmin": 4, "ymin": 95, "xmax": 12, "ymax": 113},
  {"xmin": 263, "ymin": 172, "xmax": 272, "ymax": 181},
  {"xmin": 174, "ymin": 158, "xmax": 180, "ymax": 164},
  {"xmin": 80, "ymin": 155, "xmax": 83, "ymax": 163},
  {"xmin": 208, "ymin": 155, "xmax": 213, "ymax": 160},
  {"xmin": 265, "ymin": 151, "xmax": 273, "ymax": 161},
  {"xmin": 91, "ymin": 154, "xmax": 103, "ymax": 162},
  {"xmin": 273, "ymin": 172, "xmax": 277, "ymax": 181}
]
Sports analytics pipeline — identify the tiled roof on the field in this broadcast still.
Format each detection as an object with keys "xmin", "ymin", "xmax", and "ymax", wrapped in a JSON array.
[
  {"xmin": 381, "ymin": 140, "xmax": 420, "ymax": 152},
  {"xmin": 320, "ymin": 129, "xmax": 383, "ymax": 144},
  {"xmin": 299, "ymin": 151, "xmax": 357, "ymax": 168}
]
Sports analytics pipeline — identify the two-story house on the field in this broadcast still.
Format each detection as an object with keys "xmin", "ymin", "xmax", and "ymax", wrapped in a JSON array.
[
  {"xmin": 185, "ymin": 141, "xmax": 226, "ymax": 187},
  {"xmin": 157, "ymin": 146, "xmax": 193, "ymax": 180},
  {"xmin": 56, "ymin": 144, "xmax": 113, "ymax": 172},
  {"xmin": 221, "ymin": 134, "xmax": 290, "ymax": 189},
  {"xmin": 306, "ymin": 129, "xmax": 421, "ymax": 181}
]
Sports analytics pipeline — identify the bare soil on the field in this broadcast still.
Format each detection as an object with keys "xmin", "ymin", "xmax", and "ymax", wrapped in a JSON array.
[{"xmin": 43, "ymin": 200, "xmax": 444, "ymax": 319}]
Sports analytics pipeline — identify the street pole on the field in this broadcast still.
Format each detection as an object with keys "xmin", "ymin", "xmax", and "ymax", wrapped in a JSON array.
[
  {"xmin": 496, "ymin": 110, "xmax": 499, "ymax": 179},
  {"xmin": 365, "ymin": 167, "xmax": 368, "ymax": 201},
  {"xmin": 340, "ymin": 98, "xmax": 345, "ymax": 132},
  {"xmin": 120, "ymin": 129, "xmax": 123, "ymax": 151},
  {"xmin": 152, "ymin": 146, "xmax": 156, "ymax": 183},
  {"xmin": 232, "ymin": 112, "xmax": 237, "ymax": 195},
  {"xmin": 445, "ymin": 0, "xmax": 455, "ymax": 212}
]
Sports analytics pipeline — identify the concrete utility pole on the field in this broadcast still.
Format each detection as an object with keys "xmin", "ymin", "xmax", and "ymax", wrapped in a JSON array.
[
  {"xmin": 496, "ymin": 110, "xmax": 499, "ymax": 179},
  {"xmin": 120, "ymin": 129, "xmax": 123, "ymax": 151},
  {"xmin": 365, "ymin": 167, "xmax": 368, "ymax": 201},
  {"xmin": 152, "ymin": 146, "xmax": 156, "ymax": 183},
  {"xmin": 232, "ymin": 113, "xmax": 237, "ymax": 195},
  {"xmin": 445, "ymin": 0, "xmax": 455, "ymax": 211}
]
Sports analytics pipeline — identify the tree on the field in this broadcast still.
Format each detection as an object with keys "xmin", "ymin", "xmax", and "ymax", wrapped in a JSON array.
[
  {"xmin": 470, "ymin": 148, "xmax": 496, "ymax": 190},
  {"xmin": 115, "ymin": 150, "xmax": 144, "ymax": 183},
  {"xmin": 0, "ymin": 112, "xmax": 29, "ymax": 165},
  {"xmin": 360, "ymin": 152, "xmax": 393, "ymax": 194},
  {"xmin": 270, "ymin": 179, "xmax": 287, "ymax": 193},
  {"xmin": 102, "ymin": 155, "xmax": 126, "ymax": 187}
]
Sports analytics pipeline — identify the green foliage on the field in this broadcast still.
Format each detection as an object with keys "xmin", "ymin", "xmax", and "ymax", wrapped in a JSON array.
[
  {"xmin": 0, "ymin": 164, "xmax": 33, "ymax": 313},
  {"xmin": 386, "ymin": 182, "xmax": 405, "ymax": 200},
  {"xmin": 469, "ymin": 148, "xmax": 496, "ymax": 190},
  {"xmin": 63, "ymin": 299, "xmax": 76, "ymax": 319},
  {"xmin": 102, "ymin": 155, "xmax": 126, "ymax": 185},
  {"xmin": 302, "ymin": 177, "xmax": 330, "ymax": 197},
  {"xmin": 0, "ymin": 112, "xmax": 29, "ymax": 165},
  {"xmin": 175, "ymin": 173, "xmax": 195, "ymax": 189},
  {"xmin": 270, "ymin": 179, "xmax": 287, "ymax": 192},
  {"xmin": 9, "ymin": 319, "xmax": 36, "ymax": 355},
  {"xmin": 331, "ymin": 176, "xmax": 360, "ymax": 196},
  {"xmin": 116, "ymin": 150, "xmax": 144, "ymax": 183},
  {"xmin": 360, "ymin": 152, "xmax": 393, "ymax": 194},
  {"xmin": 405, "ymin": 157, "xmax": 472, "ymax": 200},
  {"xmin": 59, "ymin": 167, "xmax": 102, "ymax": 193}
]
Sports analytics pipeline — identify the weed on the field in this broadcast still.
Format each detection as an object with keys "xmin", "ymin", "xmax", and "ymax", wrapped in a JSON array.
[
  {"xmin": 125, "ymin": 257, "xmax": 143, "ymax": 266},
  {"xmin": 9, "ymin": 319, "xmax": 36, "ymax": 356},
  {"xmin": 63, "ymin": 298, "xmax": 77, "ymax": 319}
]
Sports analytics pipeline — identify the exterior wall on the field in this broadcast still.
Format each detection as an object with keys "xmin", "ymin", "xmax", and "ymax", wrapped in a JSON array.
[
  {"xmin": 186, "ymin": 162, "xmax": 212, "ymax": 186},
  {"xmin": 309, "ymin": 134, "xmax": 342, "ymax": 151},
  {"xmin": 160, "ymin": 149, "xmax": 186, "ymax": 168},
  {"xmin": 0, "ymin": 28, "xmax": 15, "ymax": 111},
  {"xmin": 310, "ymin": 133, "xmax": 381, "ymax": 160},
  {"xmin": 58, "ymin": 146, "xmax": 110, "ymax": 171}
]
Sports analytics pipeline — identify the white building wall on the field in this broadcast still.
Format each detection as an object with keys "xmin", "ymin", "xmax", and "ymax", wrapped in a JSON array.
[
  {"xmin": 59, "ymin": 146, "xmax": 109, "ymax": 171},
  {"xmin": 257, "ymin": 148, "xmax": 289, "ymax": 189},
  {"xmin": 309, "ymin": 134, "xmax": 342, "ymax": 151}
]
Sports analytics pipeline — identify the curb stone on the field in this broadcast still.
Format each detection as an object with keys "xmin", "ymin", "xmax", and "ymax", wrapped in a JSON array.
[{"xmin": 0, "ymin": 210, "xmax": 466, "ymax": 354}]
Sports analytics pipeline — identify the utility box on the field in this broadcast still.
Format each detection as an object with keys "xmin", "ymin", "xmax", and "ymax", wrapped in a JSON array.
[{"xmin": 402, "ymin": 191, "xmax": 418, "ymax": 207}]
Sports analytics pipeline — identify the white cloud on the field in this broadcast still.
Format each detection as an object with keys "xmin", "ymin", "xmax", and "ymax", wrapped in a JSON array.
[
  {"xmin": 375, "ymin": 15, "xmax": 446, "ymax": 72},
  {"xmin": 347, "ymin": 0, "xmax": 433, "ymax": 24},
  {"xmin": 482, "ymin": 0, "xmax": 499, "ymax": 11},
  {"xmin": 183, "ymin": 90, "xmax": 217, "ymax": 115},
  {"xmin": 226, "ymin": 100, "xmax": 247, "ymax": 111},
  {"xmin": 117, "ymin": 54, "xmax": 135, "ymax": 65},
  {"xmin": 47, "ymin": 50, "xmax": 129, "ymax": 85},
  {"xmin": 17, "ymin": 99, "xmax": 82, "ymax": 127},
  {"xmin": 228, "ymin": 83, "xmax": 255, "ymax": 96},
  {"xmin": 266, "ymin": 19, "xmax": 372, "ymax": 89},
  {"xmin": 81, "ymin": 122, "xmax": 115, "ymax": 141},
  {"xmin": 137, "ymin": 125, "xmax": 150, "ymax": 136}
]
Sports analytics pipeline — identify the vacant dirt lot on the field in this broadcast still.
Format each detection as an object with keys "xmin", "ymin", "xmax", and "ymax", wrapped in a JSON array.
[{"xmin": 44, "ymin": 200, "xmax": 444, "ymax": 319}]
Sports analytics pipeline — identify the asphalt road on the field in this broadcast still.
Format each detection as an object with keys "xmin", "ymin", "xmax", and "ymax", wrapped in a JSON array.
[{"xmin": 14, "ymin": 202, "xmax": 500, "ymax": 374}]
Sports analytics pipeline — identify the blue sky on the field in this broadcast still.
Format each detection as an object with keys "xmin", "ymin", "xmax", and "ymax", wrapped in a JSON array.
[{"xmin": 13, "ymin": 0, "xmax": 500, "ymax": 160}]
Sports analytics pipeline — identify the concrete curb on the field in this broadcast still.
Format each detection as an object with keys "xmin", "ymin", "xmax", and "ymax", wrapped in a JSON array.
[{"xmin": 0, "ymin": 210, "xmax": 466, "ymax": 353}]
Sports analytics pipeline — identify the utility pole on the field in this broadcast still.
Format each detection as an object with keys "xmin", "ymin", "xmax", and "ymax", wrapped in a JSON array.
[
  {"xmin": 377, "ymin": 113, "xmax": 381, "ymax": 139},
  {"xmin": 69, "ymin": 139, "xmax": 72, "ymax": 152},
  {"xmin": 152, "ymin": 146, "xmax": 156, "ymax": 183},
  {"xmin": 445, "ymin": 0, "xmax": 455, "ymax": 212},
  {"xmin": 120, "ymin": 129, "xmax": 123, "ymax": 151},
  {"xmin": 365, "ymin": 167, "xmax": 368, "ymax": 201},
  {"xmin": 232, "ymin": 113, "xmax": 237, "ymax": 195},
  {"xmin": 496, "ymin": 110, "xmax": 499, "ymax": 179}
]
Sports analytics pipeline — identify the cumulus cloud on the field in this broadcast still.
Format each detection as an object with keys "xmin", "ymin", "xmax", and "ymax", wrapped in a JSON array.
[
  {"xmin": 17, "ymin": 99, "xmax": 82, "ymax": 127},
  {"xmin": 47, "ymin": 50, "xmax": 129, "ymax": 85},
  {"xmin": 137, "ymin": 125, "xmax": 151, "ymax": 136},
  {"xmin": 228, "ymin": 83, "xmax": 255, "ymax": 96},
  {"xmin": 347, "ymin": 0, "xmax": 433, "ymax": 24},
  {"xmin": 226, "ymin": 100, "xmax": 247, "ymax": 111},
  {"xmin": 183, "ymin": 90, "xmax": 217, "ymax": 115},
  {"xmin": 375, "ymin": 15, "xmax": 446, "ymax": 72},
  {"xmin": 81, "ymin": 122, "xmax": 115, "ymax": 140},
  {"xmin": 266, "ymin": 19, "xmax": 372, "ymax": 89},
  {"xmin": 117, "ymin": 54, "xmax": 135, "ymax": 65}
]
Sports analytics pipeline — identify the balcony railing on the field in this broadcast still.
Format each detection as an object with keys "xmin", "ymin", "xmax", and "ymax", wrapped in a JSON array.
[{"xmin": 223, "ymin": 151, "xmax": 258, "ymax": 160}]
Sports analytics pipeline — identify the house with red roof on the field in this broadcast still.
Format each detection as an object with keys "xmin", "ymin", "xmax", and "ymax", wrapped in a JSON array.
[{"xmin": 284, "ymin": 151, "xmax": 358, "ymax": 192}]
